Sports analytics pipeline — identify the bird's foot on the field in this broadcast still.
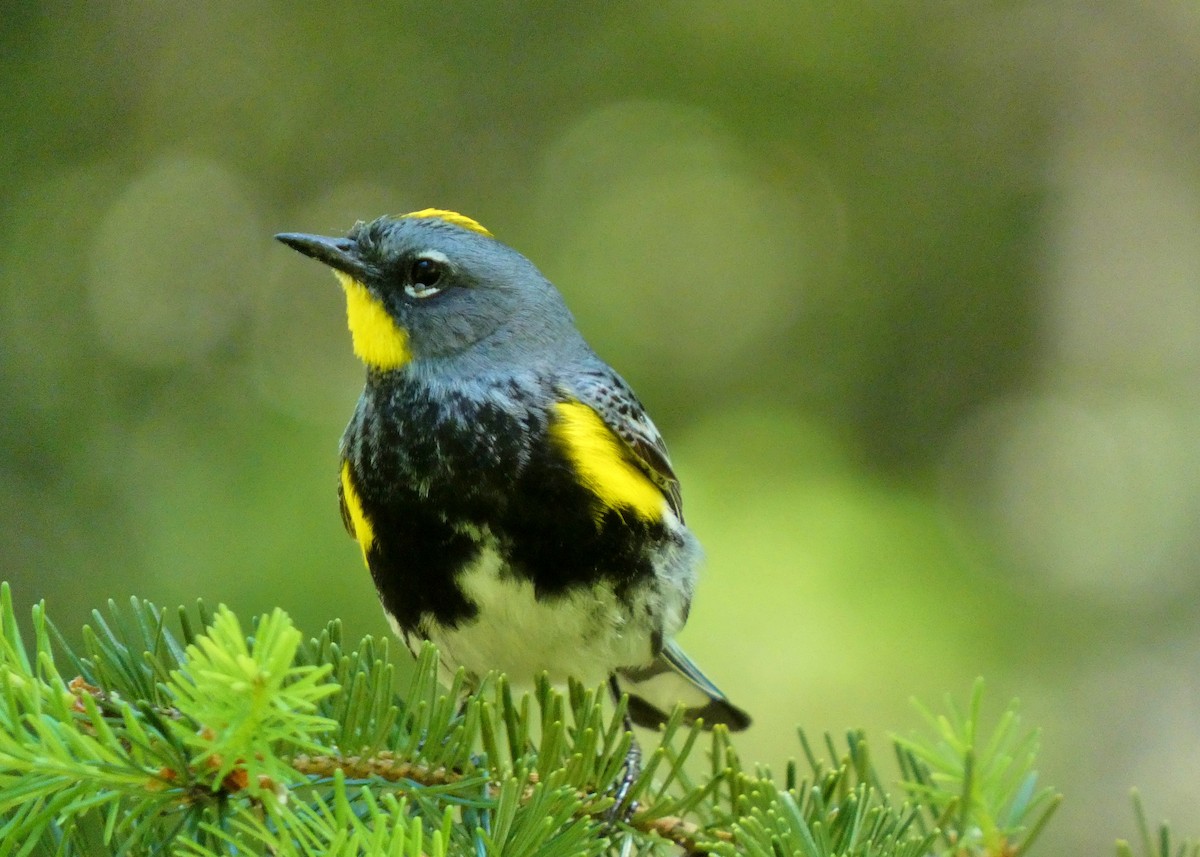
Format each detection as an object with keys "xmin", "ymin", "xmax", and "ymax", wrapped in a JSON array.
[{"xmin": 605, "ymin": 737, "xmax": 642, "ymax": 824}]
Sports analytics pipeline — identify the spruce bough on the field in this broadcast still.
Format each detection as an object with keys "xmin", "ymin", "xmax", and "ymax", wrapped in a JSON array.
[{"xmin": 0, "ymin": 581, "xmax": 1176, "ymax": 856}]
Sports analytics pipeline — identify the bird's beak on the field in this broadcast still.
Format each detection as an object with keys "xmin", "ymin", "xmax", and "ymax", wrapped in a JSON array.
[{"xmin": 275, "ymin": 232, "xmax": 371, "ymax": 282}]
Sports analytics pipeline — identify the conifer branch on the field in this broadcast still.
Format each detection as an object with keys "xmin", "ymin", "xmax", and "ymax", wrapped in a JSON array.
[{"xmin": 2, "ymin": 581, "xmax": 1182, "ymax": 856}]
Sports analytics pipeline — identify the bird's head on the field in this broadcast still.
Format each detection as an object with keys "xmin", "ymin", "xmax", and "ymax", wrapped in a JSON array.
[{"xmin": 276, "ymin": 210, "xmax": 578, "ymax": 374}]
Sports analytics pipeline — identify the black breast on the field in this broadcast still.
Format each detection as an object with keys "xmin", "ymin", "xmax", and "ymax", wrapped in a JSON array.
[{"xmin": 341, "ymin": 378, "xmax": 667, "ymax": 634}]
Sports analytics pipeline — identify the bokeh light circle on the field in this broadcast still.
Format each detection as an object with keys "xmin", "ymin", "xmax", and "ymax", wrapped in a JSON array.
[
  {"xmin": 534, "ymin": 101, "xmax": 810, "ymax": 383},
  {"xmin": 942, "ymin": 392, "xmax": 1200, "ymax": 605},
  {"xmin": 89, "ymin": 156, "xmax": 262, "ymax": 366}
]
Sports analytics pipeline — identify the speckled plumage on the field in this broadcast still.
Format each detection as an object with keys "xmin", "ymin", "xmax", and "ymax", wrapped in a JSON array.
[{"xmin": 277, "ymin": 212, "xmax": 749, "ymax": 731}]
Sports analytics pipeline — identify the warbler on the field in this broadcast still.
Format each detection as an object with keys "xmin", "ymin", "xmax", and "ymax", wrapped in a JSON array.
[{"xmin": 276, "ymin": 209, "xmax": 749, "ymax": 733}]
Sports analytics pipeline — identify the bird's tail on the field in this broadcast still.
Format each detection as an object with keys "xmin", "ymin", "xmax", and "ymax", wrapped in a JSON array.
[{"xmin": 615, "ymin": 640, "xmax": 751, "ymax": 731}]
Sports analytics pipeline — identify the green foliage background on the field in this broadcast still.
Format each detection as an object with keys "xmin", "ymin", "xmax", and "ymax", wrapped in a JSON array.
[{"xmin": 2, "ymin": 4, "xmax": 1198, "ymax": 854}]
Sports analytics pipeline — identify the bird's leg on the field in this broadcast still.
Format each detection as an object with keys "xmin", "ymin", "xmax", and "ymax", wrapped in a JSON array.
[{"xmin": 607, "ymin": 676, "xmax": 642, "ymax": 821}]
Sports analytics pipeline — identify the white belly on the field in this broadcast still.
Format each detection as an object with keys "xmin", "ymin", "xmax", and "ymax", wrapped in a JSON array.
[{"xmin": 408, "ymin": 545, "xmax": 662, "ymax": 691}]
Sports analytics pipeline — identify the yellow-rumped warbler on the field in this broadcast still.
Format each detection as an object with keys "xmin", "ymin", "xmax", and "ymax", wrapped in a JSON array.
[{"xmin": 276, "ymin": 209, "xmax": 749, "ymax": 732}]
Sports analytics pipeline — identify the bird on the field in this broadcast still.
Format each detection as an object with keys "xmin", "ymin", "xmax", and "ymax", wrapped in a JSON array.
[{"xmin": 276, "ymin": 209, "xmax": 750, "ymax": 737}]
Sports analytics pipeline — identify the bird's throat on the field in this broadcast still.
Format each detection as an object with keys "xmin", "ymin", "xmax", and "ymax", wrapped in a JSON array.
[{"xmin": 335, "ymin": 272, "xmax": 412, "ymax": 370}]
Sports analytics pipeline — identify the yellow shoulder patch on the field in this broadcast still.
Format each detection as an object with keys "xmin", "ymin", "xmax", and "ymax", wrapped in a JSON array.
[
  {"xmin": 549, "ymin": 401, "xmax": 665, "ymax": 523},
  {"xmin": 334, "ymin": 271, "xmax": 412, "ymax": 370},
  {"xmin": 340, "ymin": 461, "xmax": 375, "ymax": 560},
  {"xmin": 400, "ymin": 208, "xmax": 493, "ymax": 237}
]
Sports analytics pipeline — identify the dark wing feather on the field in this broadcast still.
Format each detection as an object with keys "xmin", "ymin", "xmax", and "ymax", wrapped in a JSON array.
[{"xmin": 616, "ymin": 640, "xmax": 752, "ymax": 731}]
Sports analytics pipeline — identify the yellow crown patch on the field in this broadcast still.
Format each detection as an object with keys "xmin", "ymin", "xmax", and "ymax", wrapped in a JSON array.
[{"xmin": 400, "ymin": 209, "xmax": 493, "ymax": 237}]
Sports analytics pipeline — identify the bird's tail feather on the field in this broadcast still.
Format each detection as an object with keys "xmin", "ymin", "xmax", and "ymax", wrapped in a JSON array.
[{"xmin": 616, "ymin": 640, "xmax": 751, "ymax": 731}]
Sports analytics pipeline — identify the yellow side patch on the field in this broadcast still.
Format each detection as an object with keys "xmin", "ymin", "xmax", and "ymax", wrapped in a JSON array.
[
  {"xmin": 400, "ymin": 208, "xmax": 493, "ymax": 237},
  {"xmin": 335, "ymin": 272, "xmax": 412, "ymax": 370},
  {"xmin": 340, "ymin": 461, "xmax": 374, "ymax": 559},
  {"xmin": 549, "ymin": 401, "xmax": 665, "ymax": 523}
]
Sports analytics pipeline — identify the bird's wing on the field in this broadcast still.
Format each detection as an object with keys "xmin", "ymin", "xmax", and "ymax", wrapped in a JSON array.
[
  {"xmin": 561, "ymin": 369, "xmax": 684, "ymax": 521},
  {"xmin": 616, "ymin": 639, "xmax": 751, "ymax": 731}
]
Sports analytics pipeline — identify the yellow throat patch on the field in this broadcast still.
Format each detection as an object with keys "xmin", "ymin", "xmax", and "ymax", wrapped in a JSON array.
[
  {"xmin": 549, "ymin": 401, "xmax": 665, "ymax": 523},
  {"xmin": 334, "ymin": 271, "xmax": 412, "ymax": 370},
  {"xmin": 400, "ymin": 208, "xmax": 493, "ymax": 236}
]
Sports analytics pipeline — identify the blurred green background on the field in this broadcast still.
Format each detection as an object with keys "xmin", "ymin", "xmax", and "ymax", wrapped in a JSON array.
[{"xmin": 3, "ymin": 3, "xmax": 1199, "ymax": 852}]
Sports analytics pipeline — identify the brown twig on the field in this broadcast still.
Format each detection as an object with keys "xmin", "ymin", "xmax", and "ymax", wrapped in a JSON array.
[
  {"xmin": 290, "ymin": 752, "xmax": 469, "ymax": 788},
  {"xmin": 289, "ymin": 751, "xmax": 734, "ymax": 853}
]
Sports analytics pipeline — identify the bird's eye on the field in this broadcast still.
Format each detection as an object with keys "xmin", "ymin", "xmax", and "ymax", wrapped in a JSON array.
[{"xmin": 405, "ymin": 255, "xmax": 447, "ymax": 299}]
